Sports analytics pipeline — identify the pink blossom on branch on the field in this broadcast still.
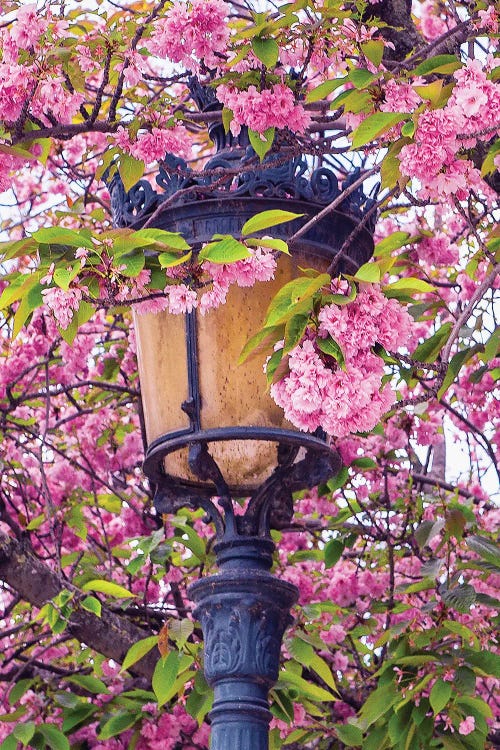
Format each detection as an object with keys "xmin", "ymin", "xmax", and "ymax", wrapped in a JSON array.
[
  {"xmin": 41, "ymin": 286, "xmax": 83, "ymax": 329},
  {"xmin": 146, "ymin": 0, "xmax": 230, "ymax": 70},
  {"xmin": 270, "ymin": 285, "xmax": 413, "ymax": 437},
  {"xmin": 216, "ymin": 83, "xmax": 311, "ymax": 135},
  {"xmin": 458, "ymin": 716, "xmax": 476, "ymax": 736}
]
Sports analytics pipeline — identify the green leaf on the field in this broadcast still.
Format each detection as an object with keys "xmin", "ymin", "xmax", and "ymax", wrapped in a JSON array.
[
  {"xmin": 413, "ymin": 54, "xmax": 461, "ymax": 76},
  {"xmin": 335, "ymin": 723, "xmax": 363, "ymax": 746},
  {"xmin": 171, "ymin": 520, "xmax": 206, "ymax": 560},
  {"xmin": 67, "ymin": 674, "xmax": 110, "ymax": 694},
  {"xmin": 457, "ymin": 695, "xmax": 493, "ymax": 719},
  {"xmin": 463, "ymin": 649, "xmax": 500, "ymax": 678},
  {"xmin": 412, "ymin": 323, "xmax": 453, "ymax": 363},
  {"xmin": 362, "ymin": 725, "xmax": 389, "ymax": 750},
  {"xmin": 252, "ymin": 37, "xmax": 279, "ymax": 67},
  {"xmin": 242, "ymin": 209, "xmax": 304, "ymax": 236},
  {"xmin": 480, "ymin": 138, "xmax": 500, "ymax": 177},
  {"xmin": 414, "ymin": 519, "xmax": 445, "ymax": 548},
  {"xmin": 249, "ymin": 126, "xmax": 275, "ymax": 160},
  {"xmin": 239, "ymin": 324, "xmax": 284, "ymax": 364},
  {"xmin": 327, "ymin": 466, "xmax": 349, "ymax": 492},
  {"xmin": 466, "ymin": 535, "xmax": 500, "ymax": 565},
  {"xmin": 13, "ymin": 722, "xmax": 36, "ymax": 746},
  {"xmin": 354, "ymin": 262, "xmax": 381, "ymax": 282},
  {"xmin": 152, "ymin": 652, "xmax": 182, "ymax": 707},
  {"xmin": 222, "ymin": 106, "xmax": 233, "ymax": 133},
  {"xmin": 38, "ymin": 724, "xmax": 70, "ymax": 750},
  {"xmin": 316, "ymin": 336, "xmax": 345, "ymax": 369},
  {"xmin": 120, "ymin": 635, "xmax": 159, "ymax": 673},
  {"xmin": 0, "ymin": 735, "xmax": 18, "ymax": 750},
  {"xmin": 374, "ymin": 232, "xmax": 411, "ymax": 257},
  {"xmin": 438, "ymin": 347, "xmax": 476, "ymax": 399},
  {"xmin": 384, "ymin": 277, "xmax": 435, "ymax": 295},
  {"xmin": 288, "ymin": 637, "xmax": 314, "ymax": 666},
  {"xmin": 81, "ymin": 579, "xmax": 136, "ymax": 598},
  {"xmin": 349, "ymin": 68, "xmax": 376, "ymax": 89},
  {"xmin": 414, "ymin": 79, "xmax": 450, "ymax": 106},
  {"xmin": 0, "ymin": 142, "xmax": 37, "ymax": 161},
  {"xmin": 279, "ymin": 667, "xmax": 337, "ymax": 702},
  {"xmin": 98, "ymin": 712, "xmax": 139, "ymax": 740},
  {"xmin": 185, "ymin": 685, "xmax": 213, "ymax": 725},
  {"xmin": 441, "ymin": 584, "xmax": 476, "ymax": 613},
  {"xmin": 359, "ymin": 684, "xmax": 397, "ymax": 729},
  {"xmin": 401, "ymin": 120, "xmax": 415, "ymax": 137},
  {"xmin": 8, "ymin": 679, "xmax": 35, "ymax": 706},
  {"xmin": 32, "ymin": 226, "xmax": 94, "ymax": 249},
  {"xmin": 310, "ymin": 653, "xmax": 338, "ymax": 691},
  {"xmin": 245, "ymin": 236, "xmax": 290, "ymax": 253},
  {"xmin": 169, "ymin": 618, "xmax": 194, "ymax": 648},
  {"xmin": 53, "ymin": 266, "xmax": 80, "ymax": 291},
  {"xmin": 361, "ymin": 39, "xmax": 384, "ymax": 66},
  {"xmin": 351, "ymin": 457, "xmax": 378, "ymax": 470},
  {"xmin": 283, "ymin": 314, "xmax": 309, "ymax": 353},
  {"xmin": 380, "ymin": 139, "xmax": 408, "ymax": 190},
  {"xmin": 198, "ymin": 236, "xmax": 251, "ymax": 264},
  {"xmin": 350, "ymin": 113, "xmax": 407, "ymax": 149},
  {"xmin": 265, "ymin": 274, "xmax": 330, "ymax": 327},
  {"xmin": 484, "ymin": 326, "xmax": 500, "ymax": 360},
  {"xmin": 429, "ymin": 678, "xmax": 452, "ymax": 714},
  {"xmin": 117, "ymin": 251, "xmax": 145, "ymax": 278},
  {"xmin": 305, "ymin": 78, "xmax": 345, "ymax": 103},
  {"xmin": 118, "ymin": 153, "xmax": 145, "ymax": 193},
  {"xmin": 265, "ymin": 346, "xmax": 287, "ymax": 385},
  {"xmin": 324, "ymin": 539, "xmax": 344, "ymax": 568},
  {"xmin": 80, "ymin": 596, "xmax": 102, "ymax": 617},
  {"xmin": 158, "ymin": 250, "xmax": 192, "ymax": 268},
  {"xmin": 62, "ymin": 704, "xmax": 98, "ymax": 733},
  {"xmin": 283, "ymin": 729, "xmax": 311, "ymax": 745},
  {"xmin": 12, "ymin": 278, "xmax": 44, "ymax": 337}
]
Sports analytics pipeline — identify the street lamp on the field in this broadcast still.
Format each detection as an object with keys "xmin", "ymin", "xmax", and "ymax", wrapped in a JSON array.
[{"xmin": 109, "ymin": 80, "xmax": 376, "ymax": 750}]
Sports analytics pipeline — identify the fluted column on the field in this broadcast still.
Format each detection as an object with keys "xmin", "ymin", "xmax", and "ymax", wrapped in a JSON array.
[{"xmin": 188, "ymin": 537, "xmax": 298, "ymax": 750}]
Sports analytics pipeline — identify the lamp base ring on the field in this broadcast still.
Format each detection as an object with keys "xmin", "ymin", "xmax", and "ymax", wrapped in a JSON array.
[{"xmin": 143, "ymin": 425, "xmax": 336, "ymax": 490}]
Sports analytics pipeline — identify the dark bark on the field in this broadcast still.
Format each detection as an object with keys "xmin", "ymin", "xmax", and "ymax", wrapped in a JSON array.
[
  {"xmin": 0, "ymin": 532, "xmax": 157, "ymax": 682},
  {"xmin": 363, "ymin": 0, "xmax": 422, "ymax": 60}
]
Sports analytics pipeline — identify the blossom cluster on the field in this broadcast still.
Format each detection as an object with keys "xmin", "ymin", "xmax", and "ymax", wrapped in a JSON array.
[
  {"xmin": 399, "ymin": 59, "xmax": 500, "ymax": 200},
  {"xmin": 147, "ymin": 0, "xmax": 230, "ymax": 70},
  {"xmin": 216, "ymin": 83, "xmax": 311, "ymax": 135},
  {"xmin": 270, "ymin": 285, "xmax": 413, "ymax": 437},
  {"xmin": 133, "ymin": 245, "xmax": 277, "ymax": 315},
  {"xmin": 113, "ymin": 125, "xmax": 192, "ymax": 163}
]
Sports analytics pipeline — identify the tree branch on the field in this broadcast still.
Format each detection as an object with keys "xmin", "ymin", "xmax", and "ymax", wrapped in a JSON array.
[{"xmin": 0, "ymin": 532, "xmax": 157, "ymax": 682}]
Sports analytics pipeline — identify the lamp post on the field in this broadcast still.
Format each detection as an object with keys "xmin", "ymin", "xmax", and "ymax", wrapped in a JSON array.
[{"xmin": 109, "ymin": 81, "xmax": 376, "ymax": 750}]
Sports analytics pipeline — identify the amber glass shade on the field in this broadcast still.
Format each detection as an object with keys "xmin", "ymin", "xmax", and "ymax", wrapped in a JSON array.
[
  {"xmin": 135, "ymin": 253, "xmax": 310, "ymax": 492},
  {"xmin": 133, "ymin": 195, "xmax": 374, "ymax": 493}
]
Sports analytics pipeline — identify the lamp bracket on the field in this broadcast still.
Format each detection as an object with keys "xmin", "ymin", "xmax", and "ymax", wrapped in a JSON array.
[{"xmin": 148, "ymin": 434, "xmax": 341, "ymax": 543}]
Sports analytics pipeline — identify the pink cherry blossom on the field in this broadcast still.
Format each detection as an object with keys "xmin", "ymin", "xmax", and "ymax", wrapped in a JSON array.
[
  {"xmin": 216, "ymin": 83, "xmax": 311, "ymax": 135},
  {"xmin": 167, "ymin": 283, "xmax": 198, "ymax": 313},
  {"xmin": 41, "ymin": 287, "xmax": 83, "ymax": 329},
  {"xmin": 458, "ymin": 716, "xmax": 475, "ymax": 735},
  {"xmin": 147, "ymin": 0, "xmax": 230, "ymax": 70},
  {"xmin": 10, "ymin": 4, "xmax": 48, "ymax": 49}
]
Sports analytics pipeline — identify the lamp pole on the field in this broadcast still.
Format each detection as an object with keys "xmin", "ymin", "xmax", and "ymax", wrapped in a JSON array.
[{"xmin": 109, "ymin": 79, "xmax": 376, "ymax": 750}]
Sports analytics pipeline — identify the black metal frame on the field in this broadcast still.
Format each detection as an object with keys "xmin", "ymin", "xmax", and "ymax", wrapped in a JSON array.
[{"xmin": 144, "ymin": 308, "xmax": 341, "ymax": 540}]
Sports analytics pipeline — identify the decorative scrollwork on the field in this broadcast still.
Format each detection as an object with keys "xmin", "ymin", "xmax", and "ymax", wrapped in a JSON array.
[
  {"xmin": 107, "ymin": 77, "xmax": 377, "ymax": 231},
  {"xmin": 121, "ymin": 180, "xmax": 159, "ymax": 226},
  {"xmin": 310, "ymin": 166, "xmax": 340, "ymax": 203},
  {"xmin": 109, "ymin": 142, "xmax": 376, "ymax": 227}
]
